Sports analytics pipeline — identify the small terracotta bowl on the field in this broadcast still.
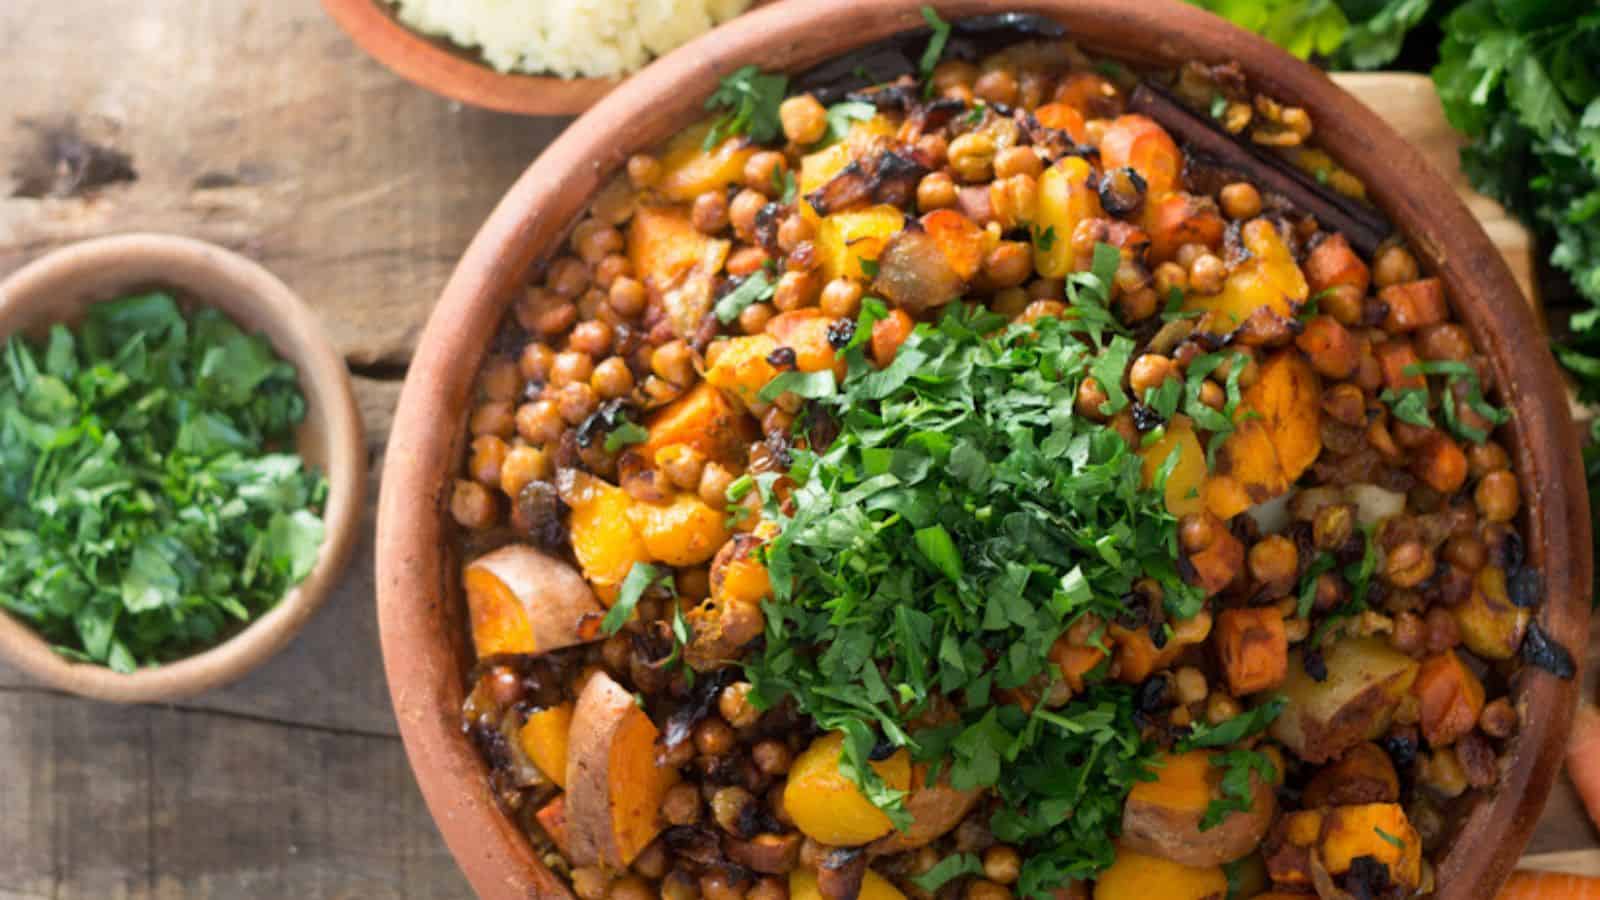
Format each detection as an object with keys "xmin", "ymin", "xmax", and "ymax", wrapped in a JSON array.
[
  {"xmin": 320, "ymin": 0, "xmax": 772, "ymax": 116},
  {"xmin": 377, "ymin": 2, "xmax": 1591, "ymax": 897},
  {"xmin": 0, "ymin": 233, "xmax": 366, "ymax": 703}
]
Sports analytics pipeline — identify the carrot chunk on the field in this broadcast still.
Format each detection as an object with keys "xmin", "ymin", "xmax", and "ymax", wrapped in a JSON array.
[
  {"xmin": 1215, "ymin": 607, "xmax": 1289, "ymax": 695},
  {"xmin": 1381, "ymin": 277, "xmax": 1448, "ymax": 333}
]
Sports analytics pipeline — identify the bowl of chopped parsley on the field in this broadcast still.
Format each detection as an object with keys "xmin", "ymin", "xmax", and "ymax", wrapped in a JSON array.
[{"xmin": 0, "ymin": 233, "xmax": 365, "ymax": 702}]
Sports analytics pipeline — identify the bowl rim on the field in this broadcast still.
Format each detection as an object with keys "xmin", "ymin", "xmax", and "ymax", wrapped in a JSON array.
[
  {"xmin": 376, "ymin": 2, "xmax": 1592, "ymax": 897},
  {"xmin": 0, "ymin": 232, "xmax": 367, "ymax": 704}
]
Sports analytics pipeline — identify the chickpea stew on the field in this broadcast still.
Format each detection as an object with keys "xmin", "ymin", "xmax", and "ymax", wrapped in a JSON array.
[{"xmin": 449, "ymin": 12, "xmax": 1575, "ymax": 900}]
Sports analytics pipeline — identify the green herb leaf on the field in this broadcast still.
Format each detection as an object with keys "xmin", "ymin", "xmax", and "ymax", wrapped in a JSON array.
[
  {"xmin": 1180, "ymin": 695, "xmax": 1287, "ymax": 749},
  {"xmin": 1375, "ymin": 825, "xmax": 1406, "ymax": 849},
  {"xmin": 705, "ymin": 65, "xmax": 789, "ymax": 148},
  {"xmin": 911, "ymin": 854, "xmax": 985, "ymax": 893},
  {"xmin": 600, "ymin": 562, "xmax": 668, "ymax": 636},
  {"xmin": 714, "ymin": 271, "xmax": 776, "ymax": 323},
  {"xmin": 823, "ymin": 101, "xmax": 878, "ymax": 147},
  {"xmin": 1200, "ymin": 750, "xmax": 1277, "ymax": 831},
  {"xmin": 919, "ymin": 6, "xmax": 953, "ymax": 85},
  {"xmin": 603, "ymin": 418, "xmax": 649, "ymax": 452}
]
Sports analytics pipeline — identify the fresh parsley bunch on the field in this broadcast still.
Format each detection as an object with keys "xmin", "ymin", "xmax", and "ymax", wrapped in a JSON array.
[{"xmin": 0, "ymin": 293, "xmax": 326, "ymax": 672}]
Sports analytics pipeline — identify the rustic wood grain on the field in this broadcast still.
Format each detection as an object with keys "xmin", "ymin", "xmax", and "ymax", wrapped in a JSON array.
[{"xmin": 0, "ymin": 5, "xmax": 1592, "ymax": 897}]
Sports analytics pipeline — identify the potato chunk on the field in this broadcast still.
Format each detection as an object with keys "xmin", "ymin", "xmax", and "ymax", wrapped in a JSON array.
[
  {"xmin": 1034, "ymin": 156, "xmax": 1102, "ymax": 278},
  {"xmin": 1271, "ymin": 637, "xmax": 1420, "ymax": 764}
]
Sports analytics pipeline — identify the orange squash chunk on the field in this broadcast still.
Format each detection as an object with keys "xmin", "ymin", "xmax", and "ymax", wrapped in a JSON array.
[
  {"xmin": 1215, "ymin": 607, "xmax": 1289, "ymax": 695},
  {"xmin": 642, "ymin": 382, "xmax": 753, "ymax": 464}
]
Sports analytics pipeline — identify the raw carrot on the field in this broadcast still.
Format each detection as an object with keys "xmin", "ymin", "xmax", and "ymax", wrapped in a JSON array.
[
  {"xmin": 1498, "ymin": 870, "xmax": 1600, "ymax": 898},
  {"xmin": 1568, "ymin": 703, "xmax": 1600, "ymax": 831}
]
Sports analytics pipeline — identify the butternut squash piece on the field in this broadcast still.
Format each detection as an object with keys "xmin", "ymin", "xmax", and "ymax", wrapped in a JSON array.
[
  {"xmin": 1034, "ymin": 156, "xmax": 1103, "ymax": 278},
  {"xmin": 920, "ymin": 209, "xmax": 985, "ymax": 280},
  {"xmin": 1186, "ymin": 219, "xmax": 1306, "ymax": 332},
  {"xmin": 1215, "ymin": 607, "xmax": 1289, "ymax": 696},
  {"xmin": 817, "ymin": 205, "xmax": 906, "ymax": 282},
  {"xmin": 536, "ymin": 794, "xmax": 575, "ymax": 859},
  {"xmin": 766, "ymin": 309, "xmax": 844, "ymax": 374},
  {"xmin": 1203, "ymin": 420, "xmax": 1290, "ymax": 521},
  {"xmin": 656, "ymin": 122, "xmax": 756, "ymax": 202},
  {"xmin": 791, "ymin": 868, "xmax": 906, "ymax": 900},
  {"xmin": 1138, "ymin": 414, "xmax": 1207, "ymax": 517},
  {"xmin": 1099, "ymin": 115, "xmax": 1183, "ymax": 198},
  {"xmin": 520, "ymin": 703, "xmax": 574, "ymax": 788},
  {"xmin": 627, "ymin": 493, "xmax": 731, "ymax": 567},
  {"xmin": 464, "ymin": 545, "xmax": 606, "ymax": 659},
  {"xmin": 642, "ymin": 382, "xmax": 754, "ymax": 464},
  {"xmin": 1414, "ymin": 650, "xmax": 1485, "ymax": 747},
  {"xmin": 785, "ymin": 732, "xmax": 912, "ymax": 846},
  {"xmin": 1304, "ymin": 233, "xmax": 1370, "ymax": 298},
  {"xmin": 1272, "ymin": 637, "xmax": 1420, "ymax": 764},
  {"xmin": 1320, "ymin": 803, "xmax": 1422, "ymax": 889},
  {"xmin": 630, "ymin": 203, "xmax": 712, "ymax": 291},
  {"xmin": 868, "ymin": 764, "xmax": 981, "ymax": 854},
  {"xmin": 560, "ymin": 470, "xmax": 653, "ymax": 603},
  {"xmin": 1242, "ymin": 351, "xmax": 1322, "ymax": 482},
  {"xmin": 704, "ymin": 333, "xmax": 783, "ymax": 407},
  {"xmin": 566, "ymin": 671, "xmax": 679, "ymax": 868},
  {"xmin": 1146, "ymin": 192, "xmax": 1224, "ymax": 263},
  {"xmin": 1121, "ymin": 750, "xmax": 1276, "ymax": 867},
  {"xmin": 1452, "ymin": 565, "xmax": 1529, "ymax": 660},
  {"xmin": 1380, "ymin": 277, "xmax": 1448, "ymax": 333},
  {"xmin": 1093, "ymin": 845, "xmax": 1227, "ymax": 900},
  {"xmin": 1301, "ymin": 742, "xmax": 1400, "ymax": 808}
]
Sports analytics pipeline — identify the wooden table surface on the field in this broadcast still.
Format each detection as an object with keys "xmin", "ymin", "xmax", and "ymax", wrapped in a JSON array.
[{"xmin": 0, "ymin": 3, "xmax": 1595, "ymax": 897}]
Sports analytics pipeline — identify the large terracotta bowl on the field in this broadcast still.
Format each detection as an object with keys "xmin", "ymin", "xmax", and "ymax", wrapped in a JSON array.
[{"xmin": 376, "ymin": 1, "xmax": 1592, "ymax": 896}]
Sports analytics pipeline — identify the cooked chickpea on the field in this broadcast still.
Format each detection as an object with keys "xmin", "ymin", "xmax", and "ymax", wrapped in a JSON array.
[
  {"xmin": 692, "ymin": 190, "xmax": 731, "ymax": 234},
  {"xmin": 626, "ymin": 153, "xmax": 661, "ymax": 188},
  {"xmin": 550, "ymin": 350, "xmax": 595, "ymax": 387},
  {"xmin": 480, "ymin": 359, "xmax": 521, "ymax": 402},
  {"xmin": 994, "ymin": 146, "xmax": 1043, "ymax": 180},
  {"xmin": 1205, "ymin": 692, "xmax": 1241, "ymax": 725},
  {"xmin": 966, "ymin": 881, "xmax": 1012, "ymax": 900},
  {"xmin": 450, "ymin": 479, "xmax": 496, "ymax": 529},
  {"xmin": 570, "ymin": 867, "xmax": 611, "ymax": 900},
  {"xmin": 739, "ymin": 301, "xmax": 775, "ymax": 335},
  {"xmin": 1219, "ymin": 182, "xmax": 1262, "ymax": 220},
  {"xmin": 568, "ymin": 320, "xmax": 614, "ymax": 357},
  {"xmin": 982, "ymin": 846, "xmax": 1022, "ymax": 886},
  {"xmin": 500, "ymin": 445, "xmax": 548, "ymax": 499},
  {"xmin": 516, "ymin": 400, "xmax": 565, "ymax": 446},
  {"xmin": 747, "ymin": 878, "xmax": 787, "ymax": 900},
  {"xmin": 611, "ymin": 876, "xmax": 654, "ymax": 900},
  {"xmin": 973, "ymin": 68, "xmax": 1020, "ymax": 106},
  {"xmin": 710, "ymin": 785, "xmax": 754, "ymax": 834},
  {"xmin": 591, "ymin": 357, "xmax": 635, "ymax": 400},
  {"xmin": 556, "ymin": 383, "xmax": 599, "ymax": 425},
  {"xmin": 699, "ymin": 462, "xmax": 736, "ymax": 508},
  {"xmin": 779, "ymin": 94, "xmax": 828, "ymax": 145},
  {"xmin": 652, "ymin": 340, "xmax": 695, "ymax": 386},
  {"xmin": 731, "ymin": 189, "xmax": 768, "ymax": 241},
  {"xmin": 918, "ymin": 171, "xmax": 959, "ymax": 211},
  {"xmin": 1442, "ymin": 534, "xmax": 1487, "ymax": 572},
  {"xmin": 1248, "ymin": 534, "xmax": 1299, "ymax": 592},
  {"xmin": 777, "ymin": 213, "xmax": 815, "ymax": 253},
  {"xmin": 1417, "ymin": 323, "xmax": 1473, "ymax": 361},
  {"xmin": 1313, "ymin": 503, "xmax": 1355, "ymax": 552},
  {"xmin": 1374, "ymin": 244, "xmax": 1420, "ymax": 288},
  {"xmin": 1188, "ymin": 253, "xmax": 1226, "ymax": 294},
  {"xmin": 1480, "ymin": 697, "xmax": 1519, "ymax": 739},
  {"xmin": 1199, "ymin": 381, "xmax": 1225, "ymax": 410},
  {"xmin": 547, "ymin": 257, "xmax": 590, "ymax": 298},
  {"xmin": 989, "ymin": 174, "xmax": 1039, "ymax": 229},
  {"xmin": 753, "ymin": 740, "xmax": 793, "ymax": 776},
  {"xmin": 949, "ymin": 132, "xmax": 997, "ymax": 183},
  {"xmin": 469, "ymin": 435, "xmax": 509, "ymax": 486},
  {"xmin": 694, "ymin": 717, "xmax": 736, "ymax": 756},
  {"xmin": 594, "ymin": 253, "xmax": 630, "ymax": 290},
  {"xmin": 1153, "ymin": 261, "xmax": 1188, "ymax": 297},
  {"xmin": 575, "ymin": 222, "xmax": 624, "ymax": 265},
  {"xmin": 469, "ymin": 400, "xmax": 516, "ymax": 438},
  {"xmin": 659, "ymin": 445, "xmax": 708, "ymax": 492},
  {"xmin": 773, "ymin": 270, "xmax": 821, "ymax": 312},
  {"xmin": 1174, "ymin": 666, "xmax": 1209, "ymax": 705},
  {"xmin": 1467, "ymin": 441, "xmax": 1510, "ymax": 479},
  {"xmin": 932, "ymin": 59, "xmax": 979, "ymax": 94},
  {"xmin": 744, "ymin": 151, "xmax": 787, "ymax": 195},
  {"xmin": 1475, "ymin": 469, "xmax": 1519, "ymax": 523},
  {"xmin": 663, "ymin": 782, "xmax": 703, "ymax": 826},
  {"xmin": 718, "ymin": 681, "xmax": 761, "ymax": 729},
  {"xmin": 520, "ymin": 342, "xmax": 555, "ymax": 383},
  {"xmin": 608, "ymin": 275, "xmax": 649, "ymax": 319},
  {"xmin": 1128, "ymin": 353, "xmax": 1176, "ymax": 396},
  {"xmin": 1178, "ymin": 512, "xmax": 1221, "ymax": 554},
  {"xmin": 819, "ymin": 278, "xmax": 864, "ymax": 319},
  {"xmin": 983, "ymin": 241, "xmax": 1032, "ymax": 288}
]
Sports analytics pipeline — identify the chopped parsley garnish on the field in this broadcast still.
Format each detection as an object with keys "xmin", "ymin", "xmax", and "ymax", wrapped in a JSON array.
[
  {"xmin": 918, "ymin": 6, "xmax": 953, "ymax": 87},
  {"xmin": 859, "ymin": 257, "xmax": 881, "ymax": 278},
  {"xmin": 1200, "ymin": 750, "xmax": 1276, "ymax": 831},
  {"xmin": 1380, "ymin": 385, "xmax": 1433, "ymax": 428},
  {"xmin": 704, "ymin": 65, "xmax": 789, "ymax": 149},
  {"xmin": 1179, "ymin": 694, "xmax": 1287, "ymax": 749},
  {"xmin": 911, "ymin": 853, "xmax": 985, "ymax": 892},
  {"xmin": 1209, "ymin": 92, "xmax": 1229, "ymax": 119},
  {"xmin": 1296, "ymin": 551, "xmax": 1338, "ymax": 618},
  {"xmin": 600, "ymin": 562, "xmax": 672, "ymax": 635},
  {"xmin": 714, "ymin": 271, "xmax": 776, "ymax": 323},
  {"xmin": 745, "ymin": 250, "xmax": 1203, "ymax": 894},
  {"xmin": 823, "ymin": 101, "xmax": 878, "ymax": 147},
  {"xmin": 1375, "ymin": 826, "xmax": 1406, "ymax": 849},
  {"xmin": 0, "ymin": 293, "xmax": 326, "ymax": 672},
  {"xmin": 773, "ymin": 166, "xmax": 798, "ymax": 204},
  {"xmin": 603, "ymin": 417, "xmax": 649, "ymax": 452},
  {"xmin": 1031, "ymin": 224, "xmax": 1057, "ymax": 253},
  {"xmin": 1405, "ymin": 360, "xmax": 1510, "ymax": 444}
]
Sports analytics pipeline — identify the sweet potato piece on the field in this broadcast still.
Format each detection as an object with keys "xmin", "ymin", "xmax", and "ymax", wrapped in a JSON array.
[
  {"xmin": 1452, "ymin": 565, "xmax": 1529, "ymax": 660},
  {"xmin": 1301, "ymin": 742, "xmax": 1399, "ymax": 808},
  {"xmin": 1215, "ymin": 607, "xmax": 1289, "ymax": 696},
  {"xmin": 1380, "ymin": 278, "xmax": 1447, "ymax": 333},
  {"xmin": 1093, "ymin": 845, "xmax": 1227, "ymax": 900},
  {"xmin": 920, "ymin": 209, "xmax": 985, "ymax": 280},
  {"xmin": 1122, "ymin": 751, "xmax": 1276, "ymax": 867},
  {"xmin": 536, "ymin": 795, "xmax": 575, "ymax": 859},
  {"xmin": 1272, "ymin": 638, "xmax": 1420, "ymax": 764},
  {"xmin": 786, "ymin": 732, "xmax": 912, "ymax": 846},
  {"xmin": 705, "ymin": 333, "xmax": 783, "ymax": 407},
  {"xmin": 817, "ymin": 205, "xmax": 905, "ymax": 282},
  {"xmin": 1146, "ymin": 192, "xmax": 1225, "ymax": 263},
  {"xmin": 1203, "ymin": 419, "xmax": 1290, "ymax": 521},
  {"xmin": 791, "ymin": 868, "xmax": 906, "ymax": 900},
  {"xmin": 1412, "ymin": 434, "xmax": 1468, "ymax": 494},
  {"xmin": 1187, "ymin": 219, "xmax": 1306, "ymax": 333},
  {"xmin": 1034, "ymin": 156, "xmax": 1103, "ymax": 278},
  {"xmin": 1303, "ymin": 233, "xmax": 1370, "ymax": 298},
  {"xmin": 520, "ymin": 703, "xmax": 574, "ymax": 788},
  {"xmin": 627, "ymin": 493, "xmax": 731, "ymax": 567},
  {"xmin": 560, "ymin": 470, "xmax": 653, "ymax": 603},
  {"xmin": 767, "ymin": 309, "xmax": 844, "ymax": 373},
  {"xmin": 1242, "ymin": 351, "xmax": 1322, "ymax": 482},
  {"xmin": 1033, "ymin": 102, "xmax": 1089, "ymax": 143},
  {"xmin": 874, "ymin": 228, "xmax": 964, "ymax": 314},
  {"xmin": 464, "ymin": 545, "xmax": 606, "ymax": 659},
  {"xmin": 1414, "ymin": 650, "xmax": 1485, "ymax": 747},
  {"xmin": 1099, "ymin": 115, "xmax": 1182, "ymax": 198},
  {"xmin": 1376, "ymin": 340, "xmax": 1425, "ymax": 392},
  {"xmin": 871, "ymin": 308, "xmax": 915, "ymax": 367},
  {"xmin": 642, "ymin": 382, "xmax": 753, "ymax": 464},
  {"xmin": 868, "ymin": 764, "xmax": 982, "ymax": 854},
  {"xmin": 1181, "ymin": 513, "xmax": 1245, "ymax": 598},
  {"xmin": 1139, "ymin": 415, "xmax": 1207, "ymax": 517},
  {"xmin": 1320, "ymin": 803, "xmax": 1422, "ymax": 889},
  {"xmin": 656, "ymin": 123, "xmax": 757, "ymax": 202},
  {"xmin": 566, "ymin": 671, "xmax": 679, "ymax": 868}
]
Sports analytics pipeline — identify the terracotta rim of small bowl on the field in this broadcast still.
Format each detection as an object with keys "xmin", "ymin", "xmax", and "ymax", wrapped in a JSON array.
[
  {"xmin": 0, "ymin": 233, "xmax": 366, "ymax": 704},
  {"xmin": 377, "ymin": 2, "xmax": 1591, "ymax": 897}
]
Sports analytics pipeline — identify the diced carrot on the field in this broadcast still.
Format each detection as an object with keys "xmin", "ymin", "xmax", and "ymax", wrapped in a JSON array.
[
  {"xmin": 1099, "ymin": 114, "xmax": 1182, "ymax": 198},
  {"xmin": 1214, "ymin": 607, "xmax": 1289, "ymax": 695},
  {"xmin": 1413, "ymin": 435, "xmax": 1468, "ymax": 495},
  {"xmin": 1304, "ymin": 233, "xmax": 1370, "ymax": 297},
  {"xmin": 871, "ymin": 309, "xmax": 914, "ymax": 367},
  {"xmin": 1295, "ymin": 315, "xmax": 1356, "ymax": 379},
  {"xmin": 1413, "ymin": 650, "xmax": 1485, "ymax": 746},
  {"xmin": 1145, "ymin": 192, "xmax": 1225, "ymax": 263},
  {"xmin": 1376, "ymin": 340, "xmax": 1426, "ymax": 392},
  {"xmin": 536, "ymin": 794, "xmax": 575, "ymax": 859},
  {"xmin": 1381, "ymin": 277, "xmax": 1449, "ymax": 332},
  {"xmin": 1498, "ymin": 871, "xmax": 1600, "ymax": 899},
  {"xmin": 920, "ymin": 209, "xmax": 985, "ymax": 280},
  {"xmin": 1033, "ymin": 102, "xmax": 1089, "ymax": 144}
]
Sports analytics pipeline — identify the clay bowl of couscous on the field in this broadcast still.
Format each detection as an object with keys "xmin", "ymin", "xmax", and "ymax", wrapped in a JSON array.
[{"xmin": 376, "ymin": 1, "xmax": 1590, "ymax": 898}]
